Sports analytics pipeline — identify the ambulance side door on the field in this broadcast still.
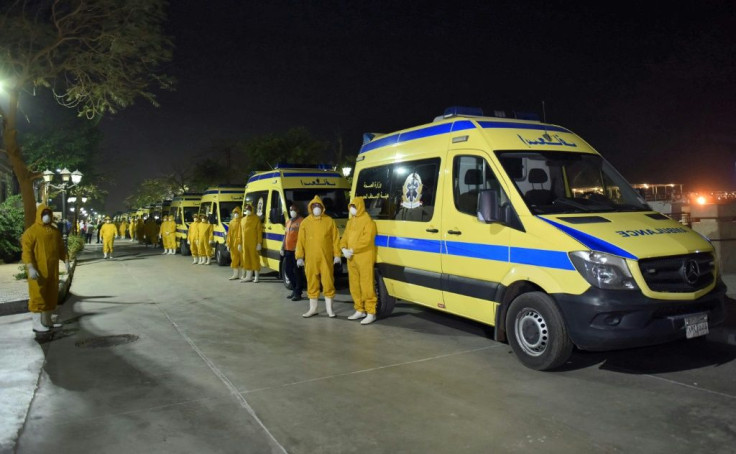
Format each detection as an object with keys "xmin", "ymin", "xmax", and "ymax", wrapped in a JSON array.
[
  {"xmin": 441, "ymin": 151, "xmax": 513, "ymax": 325},
  {"xmin": 263, "ymin": 189, "xmax": 286, "ymax": 268},
  {"xmin": 354, "ymin": 157, "xmax": 445, "ymax": 309}
]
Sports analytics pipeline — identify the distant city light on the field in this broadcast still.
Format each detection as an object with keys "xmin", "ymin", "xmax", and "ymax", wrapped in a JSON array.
[{"xmin": 696, "ymin": 196, "xmax": 707, "ymax": 205}]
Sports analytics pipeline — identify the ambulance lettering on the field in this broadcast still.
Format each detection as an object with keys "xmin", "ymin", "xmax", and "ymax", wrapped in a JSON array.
[{"xmin": 616, "ymin": 227, "xmax": 687, "ymax": 238}]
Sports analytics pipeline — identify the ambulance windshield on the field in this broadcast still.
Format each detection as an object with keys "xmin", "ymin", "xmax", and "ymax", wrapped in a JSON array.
[
  {"xmin": 497, "ymin": 151, "xmax": 650, "ymax": 215},
  {"xmin": 284, "ymin": 188, "xmax": 350, "ymax": 219}
]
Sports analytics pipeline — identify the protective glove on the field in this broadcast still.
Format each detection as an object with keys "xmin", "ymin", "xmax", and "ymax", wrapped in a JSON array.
[
  {"xmin": 296, "ymin": 258, "xmax": 305, "ymax": 267},
  {"xmin": 27, "ymin": 264, "xmax": 39, "ymax": 280},
  {"xmin": 237, "ymin": 244, "xmax": 242, "ymax": 252},
  {"xmin": 187, "ymin": 240, "xmax": 191, "ymax": 245},
  {"xmin": 65, "ymin": 260, "xmax": 71, "ymax": 274},
  {"xmin": 226, "ymin": 245, "xmax": 230, "ymax": 252},
  {"xmin": 210, "ymin": 240, "xmax": 215, "ymax": 245},
  {"xmin": 341, "ymin": 248, "xmax": 354, "ymax": 259},
  {"xmin": 279, "ymin": 248, "xmax": 284, "ymax": 257},
  {"xmin": 333, "ymin": 256, "xmax": 341, "ymax": 265},
  {"xmin": 256, "ymin": 244, "xmax": 262, "ymax": 251}
]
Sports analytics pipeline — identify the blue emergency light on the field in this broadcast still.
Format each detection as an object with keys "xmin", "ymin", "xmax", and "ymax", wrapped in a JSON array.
[{"xmin": 444, "ymin": 106, "xmax": 484, "ymax": 118}]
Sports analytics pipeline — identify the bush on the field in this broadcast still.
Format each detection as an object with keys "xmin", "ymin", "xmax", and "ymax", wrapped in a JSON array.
[
  {"xmin": 0, "ymin": 195, "xmax": 24, "ymax": 263},
  {"xmin": 14, "ymin": 264, "xmax": 27, "ymax": 280},
  {"xmin": 66, "ymin": 234, "xmax": 85, "ymax": 261}
]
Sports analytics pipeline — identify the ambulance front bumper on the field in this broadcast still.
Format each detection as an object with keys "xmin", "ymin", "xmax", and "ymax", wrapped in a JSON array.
[{"xmin": 552, "ymin": 280, "xmax": 727, "ymax": 351}]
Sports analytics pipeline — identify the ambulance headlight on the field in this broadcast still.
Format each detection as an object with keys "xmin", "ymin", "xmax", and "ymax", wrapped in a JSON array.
[{"xmin": 569, "ymin": 251, "xmax": 638, "ymax": 290}]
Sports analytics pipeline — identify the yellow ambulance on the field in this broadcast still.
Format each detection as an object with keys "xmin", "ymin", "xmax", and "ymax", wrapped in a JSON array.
[
  {"xmin": 171, "ymin": 192, "xmax": 202, "ymax": 255},
  {"xmin": 353, "ymin": 106, "xmax": 727, "ymax": 371},
  {"xmin": 243, "ymin": 165, "xmax": 351, "ymax": 285},
  {"xmin": 199, "ymin": 185, "xmax": 245, "ymax": 265}
]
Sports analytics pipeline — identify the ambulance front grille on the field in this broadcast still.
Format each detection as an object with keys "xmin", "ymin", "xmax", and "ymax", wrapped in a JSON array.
[{"xmin": 638, "ymin": 253, "xmax": 715, "ymax": 293}]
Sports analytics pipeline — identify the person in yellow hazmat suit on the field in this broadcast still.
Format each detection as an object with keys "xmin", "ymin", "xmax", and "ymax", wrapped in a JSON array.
[
  {"xmin": 100, "ymin": 216, "xmax": 118, "ymax": 259},
  {"xmin": 296, "ymin": 195, "xmax": 341, "ymax": 318},
  {"xmin": 197, "ymin": 214, "xmax": 214, "ymax": 265},
  {"xmin": 188, "ymin": 215, "xmax": 201, "ymax": 264},
  {"xmin": 226, "ymin": 206, "xmax": 243, "ymax": 280},
  {"xmin": 119, "ymin": 218, "xmax": 128, "ymax": 239},
  {"xmin": 161, "ymin": 215, "xmax": 177, "ymax": 254},
  {"xmin": 135, "ymin": 217, "xmax": 145, "ymax": 244},
  {"xmin": 340, "ymin": 197, "xmax": 378, "ymax": 325},
  {"xmin": 129, "ymin": 217, "xmax": 137, "ymax": 241},
  {"xmin": 22, "ymin": 204, "xmax": 69, "ymax": 333},
  {"xmin": 240, "ymin": 203, "xmax": 263, "ymax": 282}
]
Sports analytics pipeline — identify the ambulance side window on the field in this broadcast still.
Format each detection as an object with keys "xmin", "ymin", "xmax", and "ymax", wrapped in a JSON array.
[
  {"xmin": 269, "ymin": 190, "xmax": 285, "ymax": 225},
  {"xmin": 245, "ymin": 191, "xmax": 268, "ymax": 221},
  {"xmin": 393, "ymin": 158, "xmax": 439, "ymax": 222},
  {"xmin": 453, "ymin": 155, "xmax": 505, "ymax": 216},
  {"xmin": 354, "ymin": 158, "xmax": 440, "ymax": 222}
]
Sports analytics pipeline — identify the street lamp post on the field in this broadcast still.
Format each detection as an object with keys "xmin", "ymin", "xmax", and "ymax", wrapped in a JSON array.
[{"xmin": 42, "ymin": 168, "xmax": 83, "ymax": 246}]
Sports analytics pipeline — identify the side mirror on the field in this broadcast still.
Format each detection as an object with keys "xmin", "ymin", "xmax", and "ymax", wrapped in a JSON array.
[{"xmin": 477, "ymin": 189, "xmax": 505, "ymax": 224}]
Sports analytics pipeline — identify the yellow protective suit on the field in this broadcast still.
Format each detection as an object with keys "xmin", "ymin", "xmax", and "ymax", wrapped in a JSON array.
[
  {"xmin": 188, "ymin": 218, "xmax": 201, "ymax": 257},
  {"xmin": 227, "ymin": 206, "xmax": 243, "ymax": 269},
  {"xmin": 100, "ymin": 220, "xmax": 117, "ymax": 254},
  {"xmin": 296, "ymin": 195, "xmax": 340, "ymax": 299},
  {"xmin": 129, "ymin": 218, "xmax": 136, "ymax": 240},
  {"xmin": 198, "ymin": 216, "xmax": 214, "ymax": 258},
  {"xmin": 340, "ymin": 197, "xmax": 378, "ymax": 314},
  {"xmin": 136, "ymin": 219, "xmax": 145, "ymax": 243},
  {"xmin": 162, "ymin": 215, "xmax": 176, "ymax": 250},
  {"xmin": 22, "ymin": 204, "xmax": 67, "ymax": 313},
  {"xmin": 240, "ymin": 204, "xmax": 263, "ymax": 271},
  {"xmin": 119, "ymin": 220, "xmax": 129, "ymax": 238}
]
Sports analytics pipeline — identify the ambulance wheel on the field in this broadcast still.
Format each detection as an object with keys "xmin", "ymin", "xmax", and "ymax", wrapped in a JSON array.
[
  {"xmin": 215, "ymin": 244, "xmax": 228, "ymax": 266},
  {"xmin": 180, "ymin": 240, "xmax": 190, "ymax": 256},
  {"xmin": 374, "ymin": 270, "xmax": 395, "ymax": 319},
  {"xmin": 506, "ymin": 292, "xmax": 573, "ymax": 371}
]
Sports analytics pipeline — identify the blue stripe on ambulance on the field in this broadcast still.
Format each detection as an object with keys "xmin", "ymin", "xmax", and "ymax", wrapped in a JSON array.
[
  {"xmin": 360, "ymin": 120, "xmax": 570, "ymax": 154},
  {"xmin": 374, "ymin": 235, "xmax": 574, "ymax": 270},
  {"xmin": 539, "ymin": 217, "xmax": 637, "ymax": 260}
]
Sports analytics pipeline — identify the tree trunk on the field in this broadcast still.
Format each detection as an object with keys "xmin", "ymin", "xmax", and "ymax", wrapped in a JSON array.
[{"xmin": 2, "ymin": 89, "xmax": 39, "ymax": 229}]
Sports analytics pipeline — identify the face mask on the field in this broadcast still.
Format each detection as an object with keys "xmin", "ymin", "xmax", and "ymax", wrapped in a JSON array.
[
  {"xmin": 349, "ymin": 207, "xmax": 357, "ymax": 216},
  {"xmin": 245, "ymin": 210, "xmax": 251, "ymax": 216},
  {"xmin": 42, "ymin": 214, "xmax": 51, "ymax": 224},
  {"xmin": 312, "ymin": 207, "xmax": 322, "ymax": 217},
  {"xmin": 290, "ymin": 210, "xmax": 297, "ymax": 218},
  {"xmin": 233, "ymin": 213, "xmax": 239, "ymax": 218}
]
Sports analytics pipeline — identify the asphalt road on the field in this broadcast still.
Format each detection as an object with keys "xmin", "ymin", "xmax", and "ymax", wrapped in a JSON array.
[{"xmin": 10, "ymin": 242, "xmax": 736, "ymax": 453}]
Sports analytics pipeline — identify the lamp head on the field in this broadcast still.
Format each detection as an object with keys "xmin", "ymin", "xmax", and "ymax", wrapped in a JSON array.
[
  {"xmin": 71, "ymin": 170, "xmax": 83, "ymax": 184},
  {"xmin": 42, "ymin": 170, "xmax": 54, "ymax": 183}
]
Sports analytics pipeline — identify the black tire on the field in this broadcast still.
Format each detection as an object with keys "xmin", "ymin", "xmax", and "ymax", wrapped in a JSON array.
[
  {"xmin": 505, "ymin": 292, "xmax": 573, "ymax": 371},
  {"xmin": 215, "ymin": 243, "xmax": 229, "ymax": 266},
  {"xmin": 374, "ymin": 269, "xmax": 396, "ymax": 319},
  {"xmin": 180, "ymin": 239, "xmax": 190, "ymax": 256}
]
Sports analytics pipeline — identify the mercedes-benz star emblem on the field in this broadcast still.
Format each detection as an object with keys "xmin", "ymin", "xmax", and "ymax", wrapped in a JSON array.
[{"xmin": 681, "ymin": 259, "xmax": 700, "ymax": 285}]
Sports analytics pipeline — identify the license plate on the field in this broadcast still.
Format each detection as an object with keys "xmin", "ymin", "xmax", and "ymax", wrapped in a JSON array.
[{"xmin": 685, "ymin": 313, "xmax": 709, "ymax": 339}]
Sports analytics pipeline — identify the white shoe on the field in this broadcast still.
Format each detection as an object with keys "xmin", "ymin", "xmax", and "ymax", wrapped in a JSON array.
[
  {"xmin": 162, "ymin": 250, "xmax": 167, "ymax": 255},
  {"xmin": 205, "ymin": 257, "xmax": 211, "ymax": 265},
  {"xmin": 325, "ymin": 297, "xmax": 335, "ymax": 318},
  {"xmin": 192, "ymin": 257, "xmax": 198, "ymax": 264},
  {"xmin": 240, "ymin": 270, "xmax": 253, "ymax": 282},
  {"xmin": 253, "ymin": 271, "xmax": 259, "ymax": 283},
  {"xmin": 32, "ymin": 312, "xmax": 49, "ymax": 333},
  {"xmin": 302, "ymin": 299, "xmax": 318, "ymax": 318},
  {"xmin": 360, "ymin": 314, "xmax": 377, "ymax": 325},
  {"xmin": 348, "ymin": 311, "xmax": 367, "ymax": 320},
  {"xmin": 198, "ymin": 257, "xmax": 205, "ymax": 265},
  {"xmin": 103, "ymin": 253, "xmax": 108, "ymax": 259},
  {"xmin": 228, "ymin": 269, "xmax": 239, "ymax": 280},
  {"xmin": 169, "ymin": 250, "xmax": 175, "ymax": 255},
  {"xmin": 42, "ymin": 311, "xmax": 62, "ymax": 329}
]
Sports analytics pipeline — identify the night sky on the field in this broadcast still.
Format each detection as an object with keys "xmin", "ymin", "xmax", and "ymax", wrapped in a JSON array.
[{"xmin": 98, "ymin": 0, "xmax": 736, "ymax": 211}]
